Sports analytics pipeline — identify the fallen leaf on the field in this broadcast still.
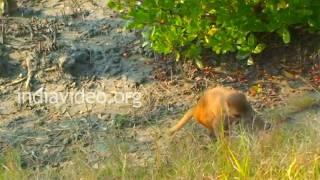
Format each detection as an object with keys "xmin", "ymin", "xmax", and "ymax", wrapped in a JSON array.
[
  {"xmin": 282, "ymin": 70, "xmax": 296, "ymax": 79},
  {"xmin": 249, "ymin": 84, "xmax": 263, "ymax": 96}
]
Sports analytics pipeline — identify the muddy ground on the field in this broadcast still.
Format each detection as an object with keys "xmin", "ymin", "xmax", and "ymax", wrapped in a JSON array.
[{"xmin": 0, "ymin": 0, "xmax": 320, "ymax": 171}]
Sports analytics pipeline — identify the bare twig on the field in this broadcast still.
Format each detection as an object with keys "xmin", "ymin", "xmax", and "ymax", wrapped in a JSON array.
[
  {"xmin": 27, "ymin": 23, "xmax": 34, "ymax": 40},
  {"xmin": 5, "ymin": 77, "xmax": 27, "ymax": 86},
  {"xmin": 25, "ymin": 52, "xmax": 37, "ymax": 90},
  {"xmin": 0, "ymin": 18, "xmax": 6, "ymax": 44},
  {"xmin": 44, "ymin": 65, "xmax": 58, "ymax": 72}
]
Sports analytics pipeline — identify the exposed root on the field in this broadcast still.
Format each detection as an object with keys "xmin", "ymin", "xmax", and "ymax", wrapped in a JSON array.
[
  {"xmin": 24, "ymin": 52, "xmax": 37, "ymax": 90},
  {"xmin": 5, "ymin": 77, "xmax": 27, "ymax": 86}
]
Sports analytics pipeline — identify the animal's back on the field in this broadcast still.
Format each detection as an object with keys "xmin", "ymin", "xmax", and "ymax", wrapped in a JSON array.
[{"xmin": 193, "ymin": 87, "xmax": 231, "ymax": 130}]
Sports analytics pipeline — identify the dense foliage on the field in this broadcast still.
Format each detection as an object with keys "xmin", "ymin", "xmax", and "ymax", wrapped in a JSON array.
[{"xmin": 108, "ymin": 0, "xmax": 320, "ymax": 66}]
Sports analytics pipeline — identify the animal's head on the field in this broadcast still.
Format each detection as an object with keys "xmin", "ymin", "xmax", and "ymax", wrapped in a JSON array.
[
  {"xmin": 227, "ymin": 92, "xmax": 271, "ymax": 130},
  {"xmin": 226, "ymin": 92, "xmax": 250, "ymax": 118}
]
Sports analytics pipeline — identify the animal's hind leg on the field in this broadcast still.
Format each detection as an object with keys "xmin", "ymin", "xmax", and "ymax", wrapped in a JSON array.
[
  {"xmin": 212, "ymin": 117, "xmax": 232, "ymax": 140},
  {"xmin": 211, "ymin": 119, "xmax": 225, "ymax": 140},
  {"xmin": 208, "ymin": 128, "xmax": 217, "ymax": 140}
]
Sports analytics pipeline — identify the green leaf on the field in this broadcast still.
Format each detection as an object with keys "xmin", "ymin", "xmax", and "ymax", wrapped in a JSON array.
[
  {"xmin": 175, "ymin": 16, "xmax": 183, "ymax": 26},
  {"xmin": 195, "ymin": 59, "xmax": 204, "ymax": 69},
  {"xmin": 236, "ymin": 51, "xmax": 250, "ymax": 60},
  {"xmin": 150, "ymin": 26, "xmax": 156, "ymax": 39},
  {"xmin": 185, "ymin": 44, "xmax": 201, "ymax": 58},
  {"xmin": 247, "ymin": 56, "xmax": 254, "ymax": 66},
  {"xmin": 107, "ymin": 1, "xmax": 116, "ymax": 9},
  {"xmin": 277, "ymin": 27, "xmax": 291, "ymax": 44},
  {"xmin": 142, "ymin": 41, "xmax": 149, "ymax": 47},
  {"xmin": 176, "ymin": 52, "xmax": 181, "ymax": 61},
  {"xmin": 247, "ymin": 34, "xmax": 256, "ymax": 47},
  {"xmin": 252, "ymin": 43, "xmax": 266, "ymax": 54}
]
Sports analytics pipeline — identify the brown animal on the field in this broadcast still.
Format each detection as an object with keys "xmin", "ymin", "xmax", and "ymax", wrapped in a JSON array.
[{"xmin": 169, "ymin": 86, "xmax": 270, "ymax": 138}]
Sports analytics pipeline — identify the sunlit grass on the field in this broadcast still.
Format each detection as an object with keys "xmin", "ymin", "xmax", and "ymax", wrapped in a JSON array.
[{"xmin": 1, "ymin": 120, "xmax": 319, "ymax": 179}]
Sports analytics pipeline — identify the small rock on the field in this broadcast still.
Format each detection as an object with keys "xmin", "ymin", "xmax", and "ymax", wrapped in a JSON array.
[
  {"xmin": 93, "ymin": 163, "xmax": 99, "ymax": 169},
  {"xmin": 104, "ymin": 48, "xmax": 111, "ymax": 54},
  {"xmin": 288, "ymin": 80, "xmax": 304, "ymax": 89},
  {"xmin": 111, "ymin": 47, "xmax": 121, "ymax": 54},
  {"xmin": 109, "ymin": 65, "xmax": 122, "ymax": 76},
  {"xmin": 94, "ymin": 50, "xmax": 103, "ymax": 60},
  {"xmin": 71, "ymin": 51, "xmax": 90, "ymax": 64},
  {"xmin": 121, "ymin": 75, "xmax": 128, "ymax": 81},
  {"xmin": 130, "ymin": 74, "xmax": 147, "ymax": 85},
  {"xmin": 70, "ymin": 45, "xmax": 80, "ymax": 52},
  {"xmin": 111, "ymin": 56, "xmax": 121, "ymax": 64},
  {"xmin": 110, "ymin": 113, "xmax": 117, "ymax": 121},
  {"xmin": 20, "ymin": 8, "xmax": 40, "ymax": 16},
  {"xmin": 94, "ymin": 142, "xmax": 108, "ymax": 154},
  {"xmin": 101, "ymin": 114, "xmax": 111, "ymax": 121},
  {"xmin": 58, "ymin": 55, "xmax": 75, "ymax": 71},
  {"xmin": 103, "ymin": 63, "xmax": 111, "ymax": 73},
  {"xmin": 63, "ymin": 137, "xmax": 72, "ymax": 145},
  {"xmin": 67, "ymin": 21, "xmax": 73, "ymax": 26},
  {"xmin": 80, "ymin": 28, "xmax": 100, "ymax": 38}
]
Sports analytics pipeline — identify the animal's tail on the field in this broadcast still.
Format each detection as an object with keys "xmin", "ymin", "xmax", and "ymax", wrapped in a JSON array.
[{"xmin": 169, "ymin": 108, "xmax": 193, "ymax": 135}]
